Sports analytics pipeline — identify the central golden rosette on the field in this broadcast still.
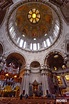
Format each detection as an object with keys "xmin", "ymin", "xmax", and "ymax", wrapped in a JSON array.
[{"xmin": 28, "ymin": 8, "xmax": 40, "ymax": 24}]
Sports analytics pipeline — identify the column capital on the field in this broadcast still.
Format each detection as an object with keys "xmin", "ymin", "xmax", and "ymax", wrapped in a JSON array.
[
  {"xmin": 41, "ymin": 69, "xmax": 45, "ymax": 75},
  {"xmin": 24, "ymin": 69, "xmax": 30, "ymax": 75},
  {"xmin": 25, "ymin": 64, "xmax": 30, "ymax": 69}
]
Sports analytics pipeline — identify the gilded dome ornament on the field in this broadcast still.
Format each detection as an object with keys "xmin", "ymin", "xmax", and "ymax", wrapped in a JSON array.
[{"xmin": 28, "ymin": 8, "xmax": 40, "ymax": 23}]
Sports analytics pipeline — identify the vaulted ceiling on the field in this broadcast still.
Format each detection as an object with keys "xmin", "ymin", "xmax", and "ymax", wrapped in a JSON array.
[
  {"xmin": 0, "ymin": 0, "xmax": 69, "ymax": 26},
  {"xmin": 45, "ymin": 52, "xmax": 66, "ymax": 70}
]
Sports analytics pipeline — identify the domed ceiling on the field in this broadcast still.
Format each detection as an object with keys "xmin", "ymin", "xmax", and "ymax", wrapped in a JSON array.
[
  {"xmin": 7, "ymin": 1, "xmax": 61, "ymax": 52},
  {"xmin": 16, "ymin": 3, "xmax": 52, "ymax": 39}
]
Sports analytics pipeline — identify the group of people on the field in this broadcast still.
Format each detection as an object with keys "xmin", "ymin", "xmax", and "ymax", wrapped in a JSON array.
[{"xmin": 20, "ymin": 93, "xmax": 28, "ymax": 100}]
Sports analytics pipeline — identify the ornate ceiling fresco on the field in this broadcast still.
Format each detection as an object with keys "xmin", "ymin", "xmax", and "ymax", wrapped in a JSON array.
[
  {"xmin": 16, "ymin": 2, "xmax": 52, "ymax": 39},
  {"xmin": 7, "ymin": 1, "xmax": 61, "ymax": 52},
  {"xmin": 0, "ymin": 0, "xmax": 69, "ymax": 25}
]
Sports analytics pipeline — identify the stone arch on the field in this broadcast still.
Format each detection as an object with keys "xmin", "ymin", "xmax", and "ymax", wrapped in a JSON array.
[
  {"xmin": 5, "ymin": 50, "xmax": 26, "ymax": 62},
  {"xmin": 6, "ymin": 52, "xmax": 26, "ymax": 71},
  {"xmin": 44, "ymin": 49, "xmax": 65, "ymax": 63},
  {"xmin": 30, "ymin": 61, "xmax": 40, "ymax": 68},
  {"xmin": 44, "ymin": 50, "xmax": 66, "ymax": 69}
]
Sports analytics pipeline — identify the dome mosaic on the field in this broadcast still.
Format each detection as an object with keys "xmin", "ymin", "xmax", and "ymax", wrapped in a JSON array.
[{"xmin": 7, "ymin": 1, "xmax": 61, "ymax": 52}]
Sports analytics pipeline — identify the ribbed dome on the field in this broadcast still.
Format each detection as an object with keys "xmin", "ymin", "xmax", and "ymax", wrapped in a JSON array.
[{"xmin": 7, "ymin": 1, "xmax": 61, "ymax": 52}]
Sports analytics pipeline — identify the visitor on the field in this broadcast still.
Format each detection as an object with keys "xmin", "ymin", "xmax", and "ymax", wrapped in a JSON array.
[
  {"xmin": 20, "ymin": 93, "xmax": 23, "ymax": 100},
  {"xmin": 24, "ymin": 94, "xmax": 28, "ymax": 99}
]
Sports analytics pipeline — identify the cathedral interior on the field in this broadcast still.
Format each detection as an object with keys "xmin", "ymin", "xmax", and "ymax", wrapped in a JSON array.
[{"xmin": 0, "ymin": 0, "xmax": 69, "ymax": 103}]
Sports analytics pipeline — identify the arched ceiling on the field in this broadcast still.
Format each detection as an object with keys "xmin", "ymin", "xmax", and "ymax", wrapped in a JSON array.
[
  {"xmin": 0, "ymin": 0, "xmax": 69, "ymax": 25},
  {"xmin": 45, "ymin": 52, "xmax": 66, "ymax": 70},
  {"xmin": 16, "ymin": 2, "xmax": 52, "ymax": 39},
  {"xmin": 6, "ymin": 53, "xmax": 26, "ymax": 69},
  {"xmin": 30, "ymin": 61, "xmax": 40, "ymax": 68},
  {"xmin": 0, "ymin": 0, "xmax": 69, "ymax": 52},
  {"xmin": 7, "ymin": 1, "xmax": 61, "ymax": 52}
]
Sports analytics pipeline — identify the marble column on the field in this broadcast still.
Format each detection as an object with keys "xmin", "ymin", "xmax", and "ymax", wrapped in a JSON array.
[
  {"xmin": 20, "ymin": 70, "xmax": 30, "ymax": 96},
  {"xmin": 25, "ymin": 70, "xmax": 30, "ymax": 95},
  {"xmin": 20, "ymin": 72, "xmax": 26, "ymax": 95},
  {"xmin": 41, "ymin": 73, "xmax": 46, "ymax": 96},
  {"xmin": 45, "ymin": 72, "xmax": 50, "ymax": 94},
  {"xmin": 41, "ymin": 70, "xmax": 49, "ymax": 96}
]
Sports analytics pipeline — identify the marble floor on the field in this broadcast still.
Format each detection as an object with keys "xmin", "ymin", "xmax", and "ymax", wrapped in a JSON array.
[{"xmin": 0, "ymin": 97, "xmax": 69, "ymax": 104}]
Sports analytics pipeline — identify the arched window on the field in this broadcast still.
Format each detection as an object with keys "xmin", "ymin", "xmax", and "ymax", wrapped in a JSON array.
[
  {"xmin": 19, "ymin": 39, "xmax": 23, "ymax": 48},
  {"xmin": 33, "ymin": 43, "xmax": 37, "ymax": 51},
  {"xmin": 30, "ymin": 43, "xmax": 32, "ymax": 50}
]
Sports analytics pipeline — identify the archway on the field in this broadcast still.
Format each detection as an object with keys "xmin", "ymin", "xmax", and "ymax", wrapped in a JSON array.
[
  {"xmin": 29, "ymin": 61, "xmax": 42, "ymax": 97},
  {"xmin": 6, "ymin": 52, "xmax": 26, "ymax": 70},
  {"xmin": 44, "ymin": 51, "xmax": 66, "ymax": 71},
  {"xmin": 30, "ymin": 61, "xmax": 40, "ymax": 68},
  {"xmin": 0, "ymin": 52, "xmax": 26, "ymax": 97},
  {"xmin": 44, "ymin": 51, "xmax": 67, "ymax": 95}
]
